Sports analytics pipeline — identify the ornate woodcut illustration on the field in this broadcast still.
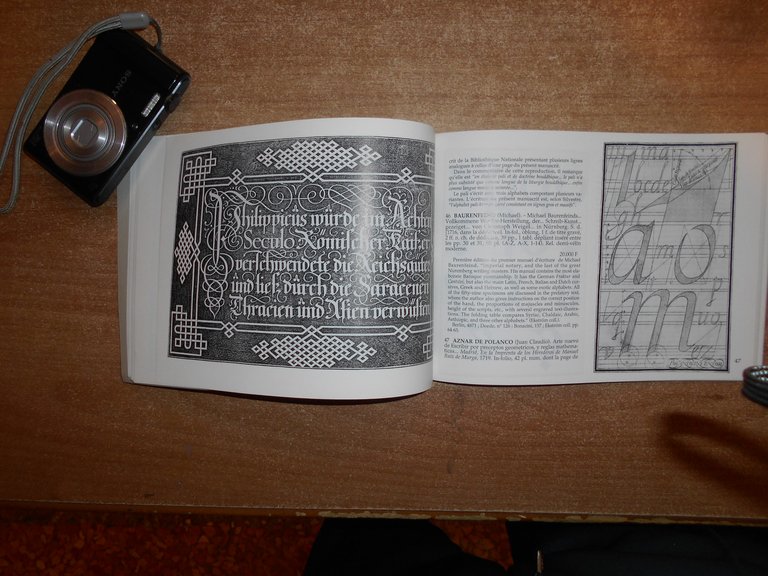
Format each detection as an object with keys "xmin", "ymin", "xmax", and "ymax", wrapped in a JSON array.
[
  {"xmin": 169, "ymin": 137, "xmax": 433, "ymax": 370},
  {"xmin": 597, "ymin": 143, "xmax": 735, "ymax": 371}
]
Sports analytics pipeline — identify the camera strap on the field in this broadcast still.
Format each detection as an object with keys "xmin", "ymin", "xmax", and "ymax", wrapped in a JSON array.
[{"xmin": 0, "ymin": 13, "xmax": 162, "ymax": 214}]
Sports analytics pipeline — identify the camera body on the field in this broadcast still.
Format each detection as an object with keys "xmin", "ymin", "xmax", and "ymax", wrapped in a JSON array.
[{"xmin": 25, "ymin": 29, "xmax": 190, "ymax": 206}]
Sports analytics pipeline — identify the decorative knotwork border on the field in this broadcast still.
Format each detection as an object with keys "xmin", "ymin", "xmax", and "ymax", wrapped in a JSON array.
[{"xmin": 169, "ymin": 137, "xmax": 434, "ymax": 369}]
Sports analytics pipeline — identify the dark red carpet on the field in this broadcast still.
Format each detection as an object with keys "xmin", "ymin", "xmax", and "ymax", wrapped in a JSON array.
[{"xmin": 0, "ymin": 508, "xmax": 512, "ymax": 574}]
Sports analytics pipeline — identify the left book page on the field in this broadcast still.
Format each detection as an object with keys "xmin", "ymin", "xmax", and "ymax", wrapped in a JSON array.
[{"xmin": 118, "ymin": 118, "xmax": 435, "ymax": 400}]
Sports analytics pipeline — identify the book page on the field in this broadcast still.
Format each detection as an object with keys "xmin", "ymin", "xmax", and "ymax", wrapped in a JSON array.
[
  {"xmin": 119, "ymin": 118, "xmax": 435, "ymax": 400},
  {"xmin": 433, "ymin": 131, "xmax": 768, "ymax": 385}
]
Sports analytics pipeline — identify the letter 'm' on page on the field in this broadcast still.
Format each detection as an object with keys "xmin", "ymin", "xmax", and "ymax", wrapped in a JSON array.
[{"xmin": 595, "ymin": 143, "xmax": 735, "ymax": 372}]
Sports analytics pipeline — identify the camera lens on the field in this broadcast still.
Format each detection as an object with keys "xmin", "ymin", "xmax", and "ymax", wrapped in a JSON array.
[{"xmin": 43, "ymin": 89, "xmax": 127, "ymax": 177}]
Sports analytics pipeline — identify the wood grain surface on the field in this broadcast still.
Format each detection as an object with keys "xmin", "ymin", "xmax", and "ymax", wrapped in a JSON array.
[{"xmin": 1, "ymin": 0, "xmax": 768, "ymax": 523}]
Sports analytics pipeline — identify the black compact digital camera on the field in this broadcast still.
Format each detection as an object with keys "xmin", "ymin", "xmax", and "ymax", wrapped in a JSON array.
[{"xmin": 25, "ymin": 29, "xmax": 190, "ymax": 206}]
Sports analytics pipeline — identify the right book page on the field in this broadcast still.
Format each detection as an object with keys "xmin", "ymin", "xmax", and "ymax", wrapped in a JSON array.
[{"xmin": 432, "ymin": 130, "xmax": 768, "ymax": 385}]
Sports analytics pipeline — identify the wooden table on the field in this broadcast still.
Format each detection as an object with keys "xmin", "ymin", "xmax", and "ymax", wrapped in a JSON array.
[{"xmin": 2, "ymin": 0, "xmax": 767, "ymax": 524}]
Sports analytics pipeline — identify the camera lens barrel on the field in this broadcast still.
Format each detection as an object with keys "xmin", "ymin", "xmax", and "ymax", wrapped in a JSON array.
[{"xmin": 43, "ymin": 88, "xmax": 127, "ymax": 177}]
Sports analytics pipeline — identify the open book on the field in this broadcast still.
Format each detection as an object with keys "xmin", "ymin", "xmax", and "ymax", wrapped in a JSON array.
[{"xmin": 118, "ymin": 118, "xmax": 768, "ymax": 399}]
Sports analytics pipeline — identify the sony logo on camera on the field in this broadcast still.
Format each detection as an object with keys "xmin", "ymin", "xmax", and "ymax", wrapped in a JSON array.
[{"xmin": 111, "ymin": 69, "xmax": 133, "ymax": 99}]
